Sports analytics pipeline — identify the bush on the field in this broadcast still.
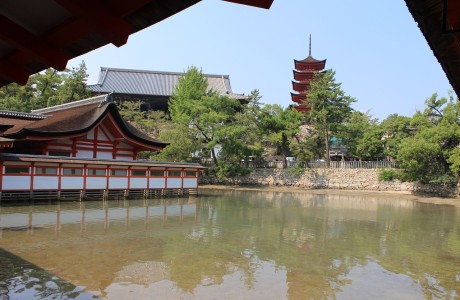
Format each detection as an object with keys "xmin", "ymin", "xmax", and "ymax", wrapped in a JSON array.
[
  {"xmin": 428, "ymin": 174, "xmax": 457, "ymax": 186},
  {"xmin": 207, "ymin": 161, "xmax": 251, "ymax": 179},
  {"xmin": 286, "ymin": 164, "xmax": 306, "ymax": 177},
  {"xmin": 378, "ymin": 169, "xmax": 398, "ymax": 181}
]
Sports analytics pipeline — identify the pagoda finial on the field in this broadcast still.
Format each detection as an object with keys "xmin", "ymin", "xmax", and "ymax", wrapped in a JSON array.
[{"xmin": 309, "ymin": 34, "xmax": 312, "ymax": 56}]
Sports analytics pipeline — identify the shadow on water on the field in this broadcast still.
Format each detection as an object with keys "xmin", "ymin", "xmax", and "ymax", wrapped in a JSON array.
[{"xmin": 0, "ymin": 248, "xmax": 98, "ymax": 300}]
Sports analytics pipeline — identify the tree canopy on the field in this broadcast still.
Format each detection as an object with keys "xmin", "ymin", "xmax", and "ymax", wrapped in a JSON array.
[
  {"xmin": 0, "ymin": 62, "xmax": 90, "ymax": 112},
  {"xmin": 305, "ymin": 69, "xmax": 356, "ymax": 166}
]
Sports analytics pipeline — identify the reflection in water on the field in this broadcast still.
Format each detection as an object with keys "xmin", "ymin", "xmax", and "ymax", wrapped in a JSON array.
[{"xmin": 0, "ymin": 190, "xmax": 459, "ymax": 299}]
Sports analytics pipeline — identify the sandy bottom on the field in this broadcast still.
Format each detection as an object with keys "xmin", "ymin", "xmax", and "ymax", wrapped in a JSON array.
[{"xmin": 199, "ymin": 184, "xmax": 460, "ymax": 208}]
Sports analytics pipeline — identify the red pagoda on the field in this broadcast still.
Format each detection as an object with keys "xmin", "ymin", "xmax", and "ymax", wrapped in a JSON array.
[{"xmin": 291, "ymin": 36, "xmax": 326, "ymax": 113}]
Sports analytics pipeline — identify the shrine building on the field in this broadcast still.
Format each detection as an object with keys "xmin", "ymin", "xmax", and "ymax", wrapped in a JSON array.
[
  {"xmin": 87, "ymin": 67, "xmax": 248, "ymax": 111},
  {"xmin": 0, "ymin": 94, "xmax": 205, "ymax": 200}
]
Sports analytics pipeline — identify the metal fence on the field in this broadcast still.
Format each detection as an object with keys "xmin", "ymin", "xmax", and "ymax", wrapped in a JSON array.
[{"xmin": 200, "ymin": 159, "xmax": 399, "ymax": 169}]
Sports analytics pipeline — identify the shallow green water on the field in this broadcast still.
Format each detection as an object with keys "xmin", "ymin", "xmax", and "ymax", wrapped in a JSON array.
[{"xmin": 0, "ymin": 189, "xmax": 459, "ymax": 299}]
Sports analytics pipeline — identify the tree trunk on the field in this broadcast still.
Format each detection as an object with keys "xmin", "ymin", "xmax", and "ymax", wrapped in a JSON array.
[
  {"xmin": 282, "ymin": 132, "xmax": 288, "ymax": 169},
  {"xmin": 324, "ymin": 128, "xmax": 330, "ymax": 168},
  {"xmin": 211, "ymin": 148, "xmax": 218, "ymax": 166}
]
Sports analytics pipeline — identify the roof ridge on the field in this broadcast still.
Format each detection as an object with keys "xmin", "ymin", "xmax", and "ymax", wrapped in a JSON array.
[
  {"xmin": 31, "ymin": 95, "xmax": 108, "ymax": 115},
  {"xmin": 98, "ymin": 67, "xmax": 230, "ymax": 78},
  {"xmin": 0, "ymin": 110, "xmax": 46, "ymax": 120}
]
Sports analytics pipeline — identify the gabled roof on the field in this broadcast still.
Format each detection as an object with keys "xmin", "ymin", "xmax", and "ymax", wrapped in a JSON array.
[
  {"xmin": 88, "ymin": 67, "xmax": 248, "ymax": 100},
  {"xmin": 0, "ymin": 95, "xmax": 167, "ymax": 150}
]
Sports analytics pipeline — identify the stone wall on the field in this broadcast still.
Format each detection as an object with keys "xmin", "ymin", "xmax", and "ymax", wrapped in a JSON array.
[{"xmin": 200, "ymin": 168, "xmax": 460, "ymax": 198}]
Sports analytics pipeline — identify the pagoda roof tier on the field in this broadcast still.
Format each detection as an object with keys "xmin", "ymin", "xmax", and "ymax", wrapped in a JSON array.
[
  {"xmin": 293, "ymin": 70, "xmax": 316, "ymax": 82},
  {"xmin": 294, "ymin": 57, "xmax": 326, "ymax": 71},
  {"xmin": 291, "ymin": 92, "xmax": 307, "ymax": 104},
  {"xmin": 294, "ymin": 105, "xmax": 312, "ymax": 113},
  {"xmin": 292, "ymin": 81, "xmax": 309, "ymax": 94}
]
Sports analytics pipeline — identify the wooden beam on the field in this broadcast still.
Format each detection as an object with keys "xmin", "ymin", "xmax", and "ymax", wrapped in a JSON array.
[
  {"xmin": 447, "ymin": 0, "xmax": 460, "ymax": 29},
  {"xmin": 54, "ymin": 0, "xmax": 131, "ymax": 47},
  {"xmin": 222, "ymin": 0, "xmax": 273, "ymax": 9},
  {"xmin": 0, "ymin": 15, "xmax": 69, "ymax": 71},
  {"xmin": 0, "ymin": 60, "xmax": 31, "ymax": 85}
]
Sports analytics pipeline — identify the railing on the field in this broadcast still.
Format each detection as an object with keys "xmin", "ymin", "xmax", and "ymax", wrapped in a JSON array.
[
  {"xmin": 200, "ymin": 159, "xmax": 399, "ymax": 169},
  {"xmin": 306, "ymin": 160, "xmax": 399, "ymax": 169}
]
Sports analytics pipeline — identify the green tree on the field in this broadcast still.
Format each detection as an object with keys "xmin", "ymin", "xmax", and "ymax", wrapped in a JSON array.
[
  {"xmin": 151, "ymin": 123, "xmax": 200, "ymax": 162},
  {"xmin": 397, "ymin": 92, "xmax": 460, "ymax": 184},
  {"xmin": 168, "ymin": 66, "xmax": 249, "ymax": 175},
  {"xmin": 259, "ymin": 104, "xmax": 304, "ymax": 168},
  {"xmin": 0, "ymin": 61, "xmax": 90, "ymax": 112},
  {"xmin": 380, "ymin": 113, "xmax": 413, "ymax": 159},
  {"xmin": 305, "ymin": 69, "xmax": 356, "ymax": 167},
  {"xmin": 236, "ymin": 89, "xmax": 266, "ymax": 164},
  {"xmin": 341, "ymin": 111, "xmax": 384, "ymax": 160},
  {"xmin": 53, "ymin": 61, "xmax": 91, "ymax": 105},
  {"xmin": 0, "ymin": 80, "xmax": 35, "ymax": 111}
]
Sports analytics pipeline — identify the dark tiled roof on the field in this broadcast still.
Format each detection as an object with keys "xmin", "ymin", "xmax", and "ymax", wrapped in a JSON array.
[
  {"xmin": 88, "ymin": 67, "xmax": 248, "ymax": 100},
  {"xmin": 0, "ymin": 95, "xmax": 167, "ymax": 150},
  {"xmin": 0, "ymin": 111, "xmax": 46, "ymax": 120},
  {"xmin": 295, "ymin": 55, "xmax": 326, "ymax": 64}
]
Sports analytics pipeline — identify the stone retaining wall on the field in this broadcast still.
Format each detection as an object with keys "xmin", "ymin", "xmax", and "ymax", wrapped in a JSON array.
[{"xmin": 200, "ymin": 168, "xmax": 460, "ymax": 198}]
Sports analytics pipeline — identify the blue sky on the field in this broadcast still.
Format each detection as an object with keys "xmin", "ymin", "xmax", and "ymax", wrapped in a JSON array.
[{"xmin": 67, "ymin": 0, "xmax": 454, "ymax": 121}]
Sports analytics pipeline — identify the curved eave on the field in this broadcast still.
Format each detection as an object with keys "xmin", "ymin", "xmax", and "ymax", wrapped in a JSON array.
[
  {"xmin": 294, "ymin": 105, "xmax": 312, "ymax": 113},
  {"xmin": 5, "ymin": 103, "xmax": 168, "ymax": 150},
  {"xmin": 294, "ymin": 58, "xmax": 326, "ymax": 71},
  {"xmin": 292, "ymin": 81, "xmax": 309, "ymax": 93},
  {"xmin": 291, "ymin": 92, "xmax": 306, "ymax": 104},
  {"xmin": 293, "ymin": 70, "xmax": 316, "ymax": 82}
]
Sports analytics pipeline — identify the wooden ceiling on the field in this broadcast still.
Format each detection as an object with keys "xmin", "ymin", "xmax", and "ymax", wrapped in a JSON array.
[
  {"xmin": 404, "ymin": 0, "xmax": 460, "ymax": 97},
  {"xmin": 0, "ymin": 0, "xmax": 273, "ymax": 87}
]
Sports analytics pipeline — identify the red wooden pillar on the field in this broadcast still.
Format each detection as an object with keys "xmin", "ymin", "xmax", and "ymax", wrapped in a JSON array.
[
  {"xmin": 0, "ymin": 160, "xmax": 3, "ymax": 192},
  {"xmin": 83, "ymin": 164, "xmax": 87, "ymax": 191},
  {"xmin": 72, "ymin": 138, "xmax": 77, "ymax": 157},
  {"xmin": 93, "ymin": 126, "xmax": 99, "ymax": 159},
  {"xmin": 58, "ymin": 163, "xmax": 62, "ymax": 191},
  {"xmin": 106, "ymin": 165, "xmax": 110, "ymax": 190},
  {"xmin": 127, "ymin": 166, "xmax": 131, "ymax": 190},
  {"xmin": 30, "ymin": 162, "xmax": 35, "ymax": 192}
]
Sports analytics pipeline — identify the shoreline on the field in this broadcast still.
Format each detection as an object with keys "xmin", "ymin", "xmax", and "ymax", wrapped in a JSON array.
[{"xmin": 199, "ymin": 184, "xmax": 460, "ymax": 208}]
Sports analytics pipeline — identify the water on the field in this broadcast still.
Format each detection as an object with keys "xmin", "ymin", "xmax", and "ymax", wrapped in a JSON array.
[{"xmin": 0, "ymin": 189, "xmax": 459, "ymax": 299}]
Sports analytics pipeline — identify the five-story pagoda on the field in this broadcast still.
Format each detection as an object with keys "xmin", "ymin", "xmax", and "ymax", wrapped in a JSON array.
[{"xmin": 291, "ymin": 36, "xmax": 326, "ymax": 113}]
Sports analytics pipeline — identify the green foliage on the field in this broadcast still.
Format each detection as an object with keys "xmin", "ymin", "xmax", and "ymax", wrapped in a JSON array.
[
  {"xmin": 355, "ymin": 127, "xmax": 385, "ymax": 160},
  {"xmin": 259, "ymin": 104, "xmax": 304, "ymax": 166},
  {"xmin": 0, "ymin": 61, "xmax": 90, "ymax": 112},
  {"xmin": 119, "ymin": 102, "xmax": 171, "ymax": 139},
  {"xmin": 342, "ymin": 111, "xmax": 384, "ymax": 160},
  {"xmin": 379, "ymin": 113, "xmax": 413, "ymax": 158},
  {"xmin": 396, "ymin": 93, "xmax": 460, "ymax": 184},
  {"xmin": 168, "ymin": 66, "xmax": 252, "ymax": 169},
  {"xmin": 447, "ymin": 147, "xmax": 460, "ymax": 177},
  {"xmin": 378, "ymin": 169, "xmax": 398, "ymax": 181},
  {"xmin": 210, "ymin": 161, "xmax": 252, "ymax": 179},
  {"xmin": 286, "ymin": 163, "xmax": 306, "ymax": 176},
  {"xmin": 306, "ymin": 69, "xmax": 356, "ymax": 166},
  {"xmin": 151, "ymin": 123, "xmax": 200, "ymax": 162}
]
